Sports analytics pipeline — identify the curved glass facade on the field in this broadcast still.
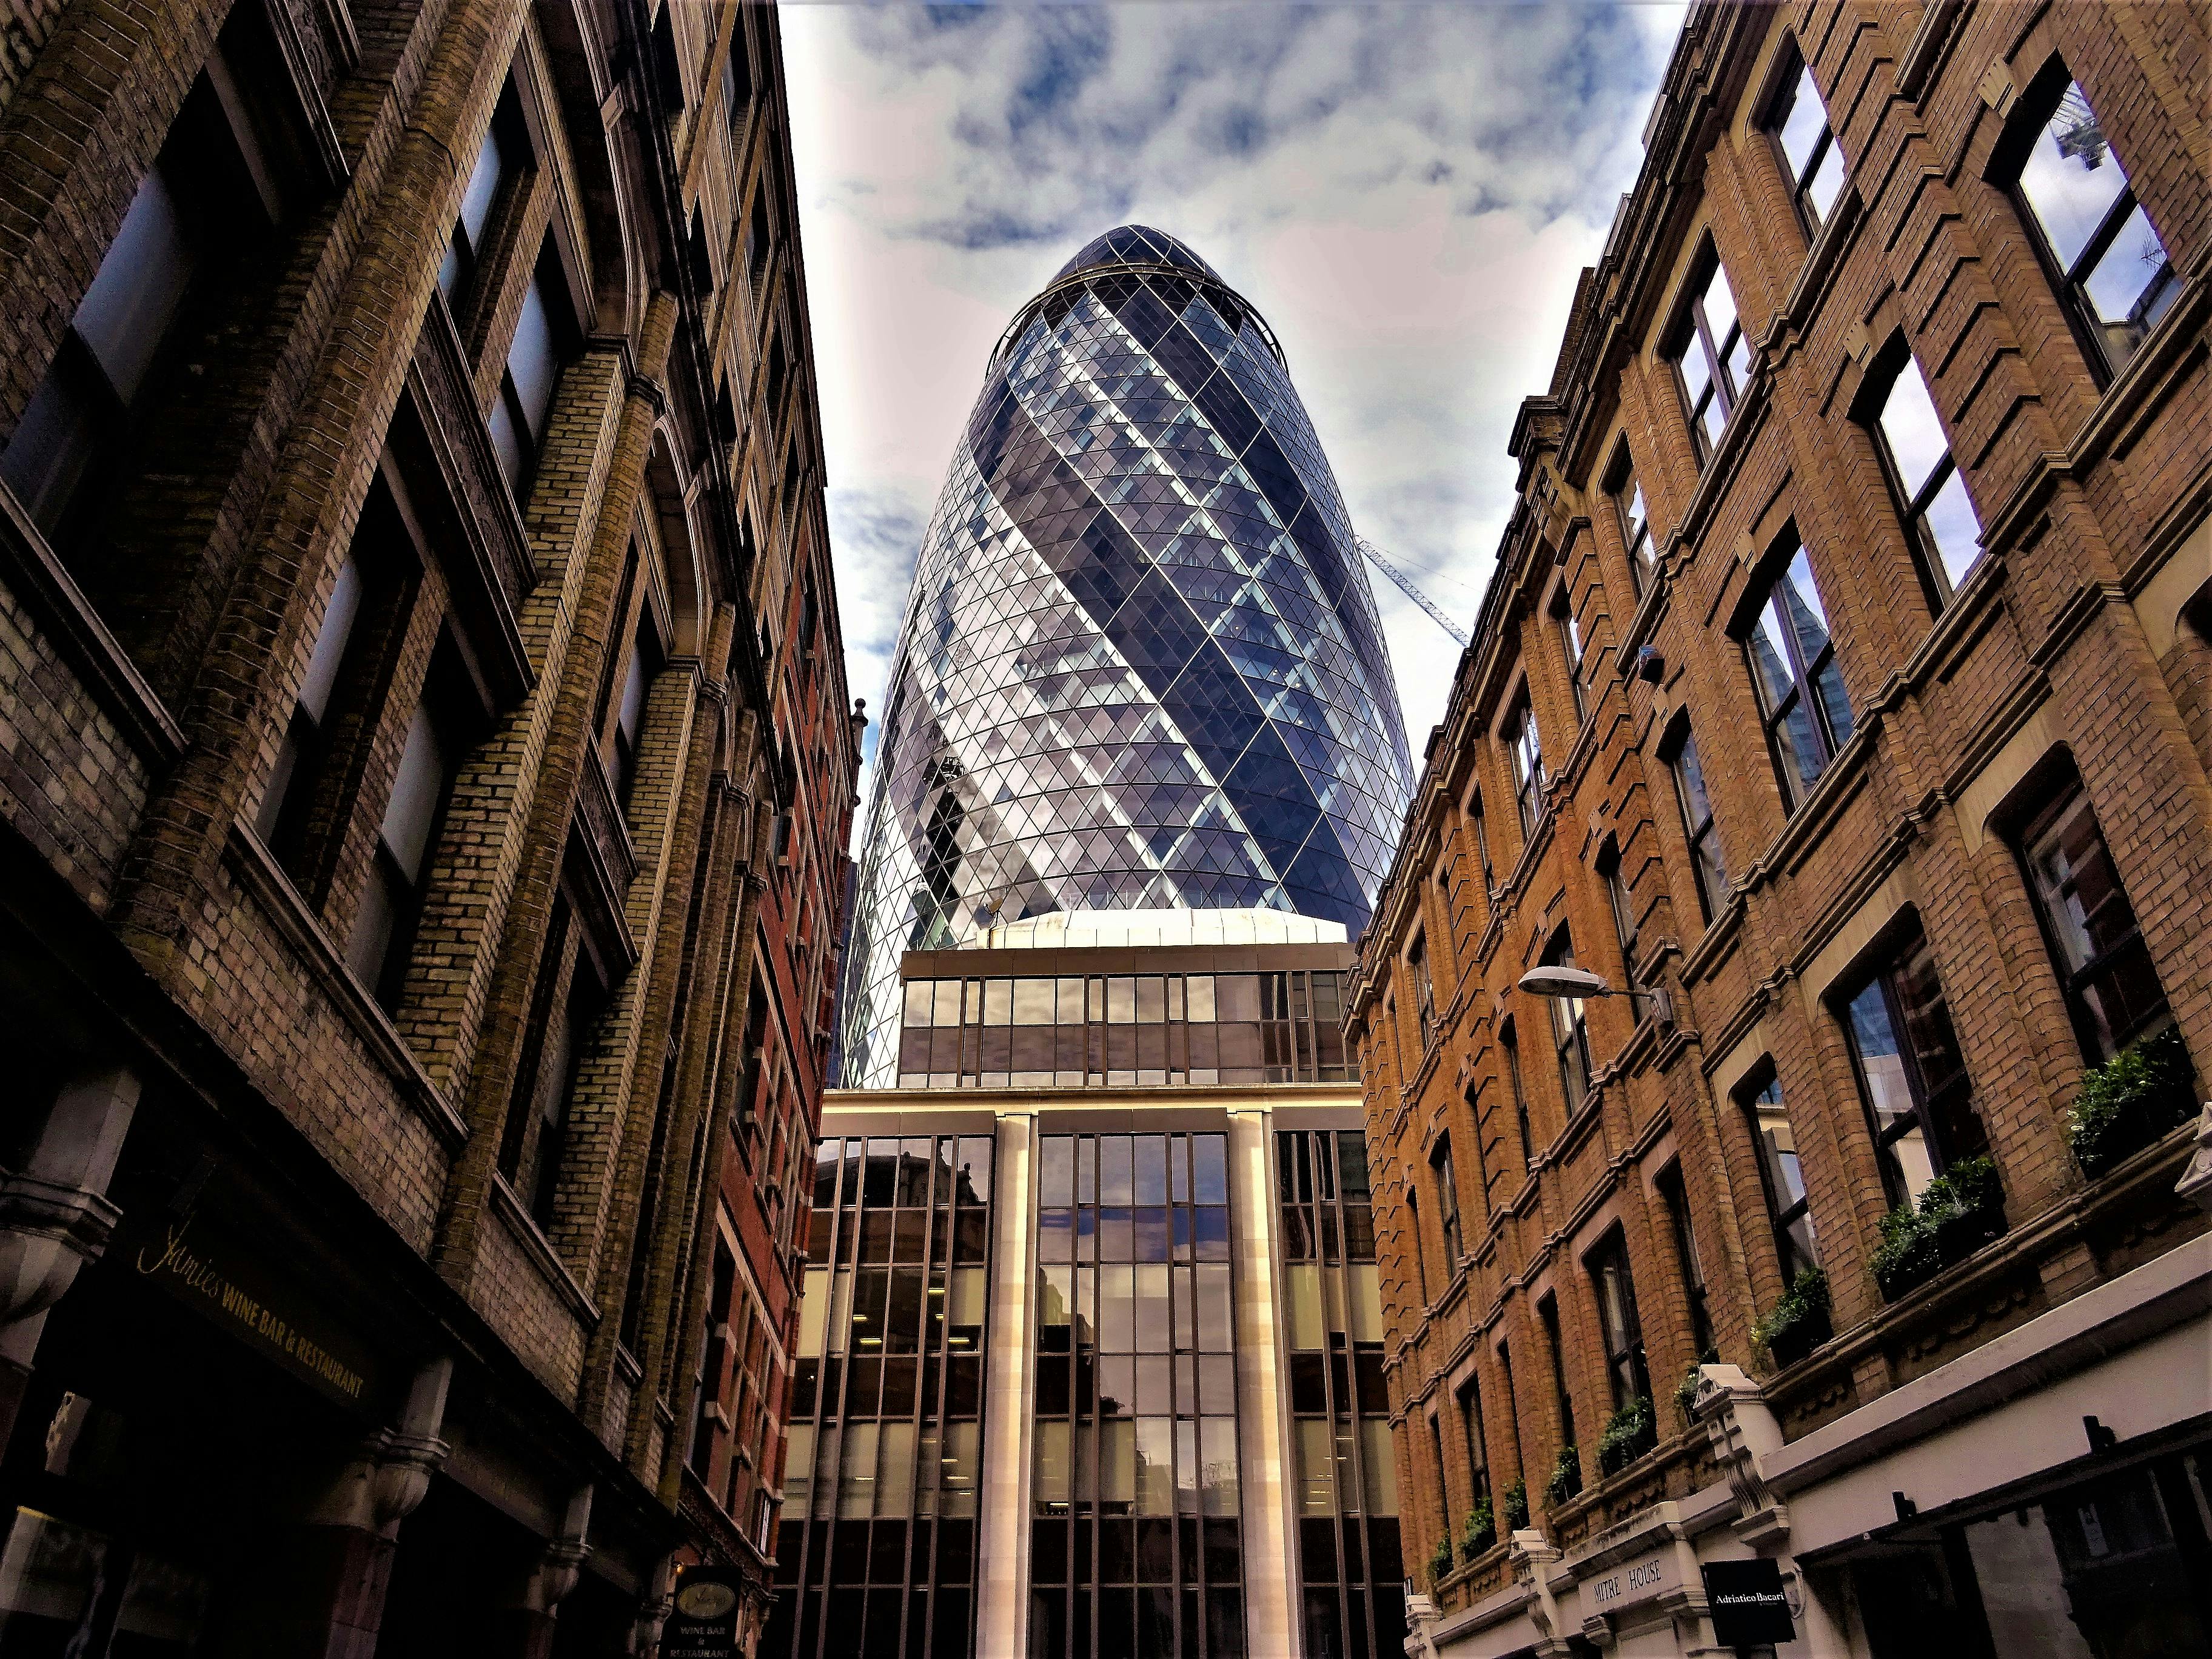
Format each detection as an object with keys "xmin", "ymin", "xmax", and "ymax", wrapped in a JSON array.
[{"xmin": 839, "ymin": 225, "xmax": 1413, "ymax": 1088}]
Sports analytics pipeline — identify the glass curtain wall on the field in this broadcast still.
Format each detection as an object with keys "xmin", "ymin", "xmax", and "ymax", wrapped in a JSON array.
[
  {"xmin": 899, "ymin": 970, "xmax": 1356, "ymax": 1089},
  {"xmin": 770, "ymin": 1136, "xmax": 996, "ymax": 1659},
  {"xmin": 1033, "ymin": 1132, "xmax": 1245, "ymax": 1658},
  {"xmin": 1278, "ymin": 1130, "xmax": 1404, "ymax": 1659}
]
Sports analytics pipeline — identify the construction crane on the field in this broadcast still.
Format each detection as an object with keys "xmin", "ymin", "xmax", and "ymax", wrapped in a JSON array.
[{"xmin": 1356, "ymin": 536, "xmax": 1470, "ymax": 648}]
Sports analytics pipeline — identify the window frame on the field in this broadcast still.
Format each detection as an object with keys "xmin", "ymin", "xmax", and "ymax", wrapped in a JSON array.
[
  {"xmin": 1551, "ymin": 583, "xmax": 1586, "ymax": 724},
  {"xmin": 1540, "ymin": 930, "xmax": 1592, "ymax": 1116},
  {"xmin": 1838, "ymin": 923, "xmax": 1983, "ymax": 1209},
  {"xmin": 1665, "ymin": 720, "xmax": 1727, "ymax": 925},
  {"xmin": 1740, "ymin": 532, "xmax": 1853, "ymax": 813},
  {"xmin": 1668, "ymin": 250, "xmax": 1751, "ymax": 467},
  {"xmin": 1654, "ymin": 1164, "xmax": 1716, "ymax": 1362},
  {"xmin": 1505, "ymin": 691, "xmax": 1545, "ymax": 840},
  {"xmin": 1429, "ymin": 1135, "xmax": 1463, "ymax": 1269},
  {"xmin": 1737, "ymin": 1064, "xmax": 1820, "ymax": 1285},
  {"xmin": 2014, "ymin": 779, "xmax": 2171, "ymax": 1065},
  {"xmin": 2000, "ymin": 67, "xmax": 2179, "ymax": 383},
  {"xmin": 1409, "ymin": 932, "xmax": 1438, "ymax": 1054},
  {"xmin": 1861, "ymin": 347, "xmax": 1980, "ymax": 609},
  {"xmin": 1501, "ymin": 1019, "xmax": 1533, "ymax": 1168},
  {"xmin": 1763, "ymin": 46, "xmax": 1846, "ymax": 238},
  {"xmin": 1584, "ymin": 1230, "xmax": 1650, "ymax": 1411},
  {"xmin": 1455, "ymin": 1373, "xmax": 1490, "ymax": 1511},
  {"xmin": 1606, "ymin": 446, "xmax": 1656, "ymax": 595}
]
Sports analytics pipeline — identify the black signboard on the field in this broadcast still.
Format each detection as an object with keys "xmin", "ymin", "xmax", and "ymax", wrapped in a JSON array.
[
  {"xmin": 663, "ymin": 1564, "xmax": 742, "ymax": 1659},
  {"xmin": 1703, "ymin": 1557, "xmax": 1795, "ymax": 1647}
]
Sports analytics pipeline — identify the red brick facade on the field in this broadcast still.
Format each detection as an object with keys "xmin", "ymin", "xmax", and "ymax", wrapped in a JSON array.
[
  {"xmin": 0, "ymin": 1, "xmax": 852, "ymax": 1652},
  {"xmin": 1350, "ymin": 0, "xmax": 2210, "ymax": 1644}
]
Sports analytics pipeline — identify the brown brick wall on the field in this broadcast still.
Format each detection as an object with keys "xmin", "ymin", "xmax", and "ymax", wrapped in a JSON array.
[
  {"xmin": 0, "ymin": 0, "xmax": 856, "ymax": 1618},
  {"xmin": 1353, "ymin": 0, "xmax": 2212, "ymax": 1610}
]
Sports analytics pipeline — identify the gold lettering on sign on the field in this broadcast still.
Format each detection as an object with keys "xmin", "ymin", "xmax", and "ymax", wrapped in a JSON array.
[{"xmin": 135, "ymin": 1220, "xmax": 366, "ymax": 1401}]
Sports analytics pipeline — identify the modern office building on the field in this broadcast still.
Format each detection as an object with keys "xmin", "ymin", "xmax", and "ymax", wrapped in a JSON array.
[
  {"xmin": 835, "ymin": 224, "xmax": 1415, "ymax": 1091},
  {"xmin": 775, "ymin": 229, "xmax": 1416, "ymax": 1658},
  {"xmin": 1352, "ymin": 5, "xmax": 2212, "ymax": 1659}
]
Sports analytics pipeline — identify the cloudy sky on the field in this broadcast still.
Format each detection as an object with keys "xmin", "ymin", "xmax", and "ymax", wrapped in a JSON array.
[{"xmin": 781, "ymin": 1, "xmax": 1687, "ymax": 806}]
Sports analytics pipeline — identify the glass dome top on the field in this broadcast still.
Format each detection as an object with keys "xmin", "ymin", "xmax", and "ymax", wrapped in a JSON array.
[{"xmin": 1052, "ymin": 224, "xmax": 1220, "ymax": 283}]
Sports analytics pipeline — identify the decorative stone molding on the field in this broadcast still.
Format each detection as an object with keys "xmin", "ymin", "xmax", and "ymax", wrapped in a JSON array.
[
  {"xmin": 0, "ymin": 1175, "xmax": 121, "ymax": 1330},
  {"xmin": 306, "ymin": 1356, "xmax": 454, "ymax": 1540},
  {"xmin": 1692, "ymin": 1363, "xmax": 1790, "ymax": 1548},
  {"xmin": 2175, "ymin": 1101, "xmax": 2212, "ymax": 1213},
  {"xmin": 1507, "ymin": 1529, "xmax": 1577, "ymax": 1658}
]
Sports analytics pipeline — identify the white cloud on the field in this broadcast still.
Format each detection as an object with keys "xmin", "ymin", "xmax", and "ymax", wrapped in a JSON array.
[{"xmin": 783, "ymin": 1, "xmax": 1682, "ymax": 809}]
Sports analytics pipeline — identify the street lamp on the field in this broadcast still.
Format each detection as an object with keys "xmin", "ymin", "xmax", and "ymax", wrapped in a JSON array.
[{"xmin": 1517, "ymin": 966, "xmax": 1674, "ymax": 1027}]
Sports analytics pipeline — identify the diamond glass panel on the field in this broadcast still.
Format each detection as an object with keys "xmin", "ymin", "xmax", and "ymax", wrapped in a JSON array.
[{"xmin": 839, "ymin": 228, "xmax": 1413, "ymax": 1087}]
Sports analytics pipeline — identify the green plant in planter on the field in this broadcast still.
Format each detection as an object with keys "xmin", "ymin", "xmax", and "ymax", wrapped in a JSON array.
[
  {"xmin": 1501, "ymin": 1478, "xmax": 1530, "ymax": 1532},
  {"xmin": 2069, "ymin": 1026, "xmax": 2196, "ymax": 1179},
  {"xmin": 1597, "ymin": 1395, "xmax": 1657, "ymax": 1477},
  {"xmin": 1751, "ymin": 1267, "xmax": 1832, "ymax": 1365},
  {"xmin": 1543, "ymin": 1444, "xmax": 1583, "ymax": 1509},
  {"xmin": 1460, "ymin": 1496, "xmax": 1496, "ymax": 1561},
  {"xmin": 1673, "ymin": 1364, "xmax": 1704, "ymax": 1426},
  {"xmin": 1427, "ymin": 1533, "xmax": 1455, "ymax": 1586},
  {"xmin": 1870, "ymin": 1201, "xmax": 1940, "ymax": 1299},
  {"xmin": 1872, "ymin": 1154, "xmax": 2008, "ymax": 1299}
]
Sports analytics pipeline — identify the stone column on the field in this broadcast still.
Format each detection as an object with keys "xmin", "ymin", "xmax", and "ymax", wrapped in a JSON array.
[
  {"xmin": 266, "ymin": 1356, "xmax": 453, "ymax": 1659},
  {"xmin": 1225, "ymin": 1107, "xmax": 1296, "ymax": 1659},
  {"xmin": 0, "ymin": 1065, "xmax": 140, "ymax": 1447},
  {"xmin": 492, "ymin": 1485, "xmax": 594, "ymax": 1659},
  {"xmin": 973, "ymin": 1106, "xmax": 1038, "ymax": 1656}
]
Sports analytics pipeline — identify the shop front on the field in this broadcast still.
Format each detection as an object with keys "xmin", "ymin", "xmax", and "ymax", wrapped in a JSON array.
[{"xmin": 1410, "ymin": 1236, "xmax": 2212, "ymax": 1659}]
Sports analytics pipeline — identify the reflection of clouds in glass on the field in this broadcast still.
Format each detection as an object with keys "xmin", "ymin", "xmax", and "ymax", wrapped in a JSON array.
[
  {"xmin": 2020, "ymin": 101, "xmax": 2130, "ymax": 269},
  {"xmin": 1922, "ymin": 468, "xmax": 1983, "ymax": 590},
  {"xmin": 1878, "ymin": 360, "xmax": 1951, "ymax": 494},
  {"xmin": 2082, "ymin": 202, "xmax": 2168, "ymax": 324}
]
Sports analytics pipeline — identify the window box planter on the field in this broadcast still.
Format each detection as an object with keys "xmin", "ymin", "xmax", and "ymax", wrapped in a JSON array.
[
  {"xmin": 1752, "ymin": 1267, "xmax": 1831, "ymax": 1367},
  {"xmin": 1501, "ymin": 1479, "xmax": 1530, "ymax": 1532},
  {"xmin": 1873, "ymin": 1155, "xmax": 2005, "ymax": 1302},
  {"xmin": 2068, "ymin": 1026, "xmax": 2196, "ymax": 1181},
  {"xmin": 1459, "ymin": 1497, "xmax": 1496, "ymax": 1562},
  {"xmin": 1672, "ymin": 1364, "xmax": 1703, "ymax": 1427},
  {"xmin": 1597, "ymin": 1395, "xmax": 1657, "ymax": 1478},
  {"xmin": 1427, "ymin": 1535, "xmax": 1455, "ymax": 1587},
  {"xmin": 1543, "ymin": 1444, "xmax": 1582, "ymax": 1510}
]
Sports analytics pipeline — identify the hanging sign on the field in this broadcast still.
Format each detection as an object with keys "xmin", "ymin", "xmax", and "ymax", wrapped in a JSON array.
[
  {"xmin": 663, "ymin": 1563, "xmax": 743, "ymax": 1659},
  {"xmin": 1703, "ymin": 1558, "xmax": 1795, "ymax": 1646}
]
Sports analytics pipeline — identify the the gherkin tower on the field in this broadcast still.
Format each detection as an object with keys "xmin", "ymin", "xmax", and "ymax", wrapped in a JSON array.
[{"xmin": 838, "ymin": 226, "xmax": 1413, "ymax": 1088}]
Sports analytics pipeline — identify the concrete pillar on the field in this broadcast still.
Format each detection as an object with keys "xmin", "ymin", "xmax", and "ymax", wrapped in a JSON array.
[
  {"xmin": 263, "ymin": 1356, "xmax": 454, "ymax": 1659},
  {"xmin": 1227, "ymin": 1108, "xmax": 1296, "ymax": 1659},
  {"xmin": 491, "ymin": 1484, "xmax": 594, "ymax": 1659},
  {"xmin": 974, "ymin": 1106, "xmax": 1038, "ymax": 1656},
  {"xmin": 0, "ymin": 1065, "xmax": 141, "ymax": 1447}
]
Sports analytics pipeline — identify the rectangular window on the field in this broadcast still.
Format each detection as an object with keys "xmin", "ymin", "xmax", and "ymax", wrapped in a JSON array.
[
  {"xmin": 1465, "ymin": 792, "xmax": 1495, "ymax": 891},
  {"xmin": 1842, "ymin": 923, "xmax": 1983, "ymax": 1207},
  {"xmin": 1600, "ymin": 845, "xmax": 1639, "ymax": 988},
  {"xmin": 1586, "ymin": 1233, "xmax": 1649, "ymax": 1410},
  {"xmin": 2011, "ymin": 77, "xmax": 2177, "ymax": 378},
  {"xmin": 1767, "ymin": 51, "xmax": 1846, "ymax": 233},
  {"xmin": 1739, "ymin": 1068, "xmax": 1820, "ymax": 1283},
  {"xmin": 1743, "ymin": 535, "xmax": 1854, "ymax": 810},
  {"xmin": 1409, "ymin": 935, "xmax": 1436, "ymax": 1053},
  {"xmin": 2019, "ymin": 783, "xmax": 2170, "ymax": 1062},
  {"xmin": 1430, "ymin": 1137, "xmax": 1462, "ymax": 1267},
  {"xmin": 1655, "ymin": 1165, "xmax": 1716, "ymax": 1361},
  {"xmin": 1503, "ymin": 1022, "xmax": 1533, "ymax": 1166},
  {"xmin": 2, "ymin": 45, "xmax": 281, "ymax": 549},
  {"xmin": 347, "ymin": 652, "xmax": 469, "ymax": 1009},
  {"xmin": 1455, "ymin": 1375, "xmax": 1489, "ymax": 1509},
  {"xmin": 1406, "ymin": 1190, "xmax": 1428, "ymax": 1306},
  {"xmin": 255, "ymin": 551, "xmax": 367, "ymax": 860},
  {"xmin": 1870, "ymin": 354, "xmax": 1982, "ymax": 598},
  {"xmin": 1553, "ymin": 591, "xmax": 1586, "ymax": 723},
  {"xmin": 1537, "ymin": 1295, "xmax": 1574, "ymax": 1447},
  {"xmin": 438, "ymin": 88, "xmax": 524, "ymax": 309},
  {"xmin": 1610, "ymin": 454, "xmax": 1655, "ymax": 593},
  {"xmin": 1668, "ymin": 723, "xmax": 1726, "ymax": 924},
  {"xmin": 1506, "ymin": 694, "xmax": 1544, "ymax": 839},
  {"xmin": 605, "ymin": 604, "xmax": 662, "ymax": 806},
  {"xmin": 486, "ymin": 249, "xmax": 568, "ymax": 501},
  {"xmin": 1541, "ymin": 932, "xmax": 1591, "ymax": 1115},
  {"xmin": 1671, "ymin": 254, "xmax": 1752, "ymax": 465},
  {"xmin": 1028, "ymin": 1134, "xmax": 1247, "ymax": 1659}
]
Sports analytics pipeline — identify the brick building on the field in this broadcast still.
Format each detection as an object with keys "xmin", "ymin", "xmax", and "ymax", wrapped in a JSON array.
[
  {"xmin": 1349, "ymin": 4, "xmax": 2212, "ymax": 1657},
  {"xmin": 0, "ymin": 0, "xmax": 855, "ymax": 1652}
]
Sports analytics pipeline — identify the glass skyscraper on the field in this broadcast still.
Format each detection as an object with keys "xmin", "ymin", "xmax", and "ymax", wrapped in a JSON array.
[{"xmin": 837, "ymin": 226, "xmax": 1414, "ymax": 1090}]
